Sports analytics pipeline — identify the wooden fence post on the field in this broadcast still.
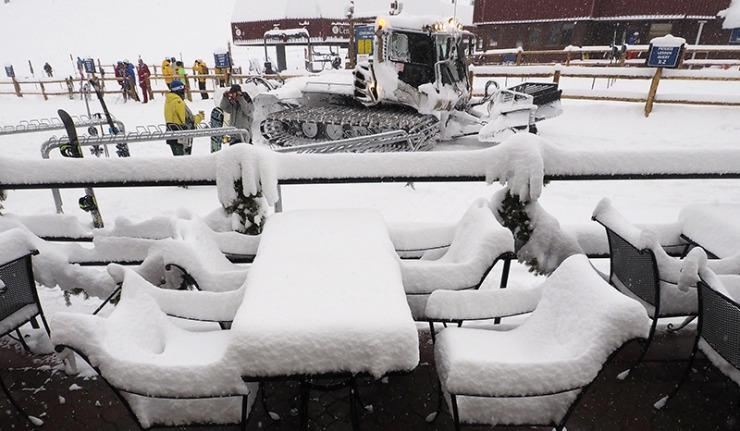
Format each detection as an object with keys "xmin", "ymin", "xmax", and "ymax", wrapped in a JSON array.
[
  {"xmin": 39, "ymin": 81, "xmax": 48, "ymax": 100},
  {"xmin": 644, "ymin": 67, "xmax": 663, "ymax": 117},
  {"xmin": 12, "ymin": 77, "xmax": 22, "ymax": 97},
  {"xmin": 553, "ymin": 69, "xmax": 561, "ymax": 84}
]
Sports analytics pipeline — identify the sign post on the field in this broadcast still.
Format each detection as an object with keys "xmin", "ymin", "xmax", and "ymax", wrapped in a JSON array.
[{"xmin": 644, "ymin": 35, "xmax": 686, "ymax": 117}]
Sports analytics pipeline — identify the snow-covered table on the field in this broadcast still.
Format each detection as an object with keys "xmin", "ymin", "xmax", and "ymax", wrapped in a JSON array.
[
  {"xmin": 228, "ymin": 209, "xmax": 419, "ymax": 379},
  {"xmin": 679, "ymin": 204, "xmax": 740, "ymax": 258}
]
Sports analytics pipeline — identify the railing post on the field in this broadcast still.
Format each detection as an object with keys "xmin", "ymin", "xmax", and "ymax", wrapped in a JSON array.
[
  {"xmin": 516, "ymin": 51, "xmax": 524, "ymax": 66},
  {"xmin": 12, "ymin": 77, "xmax": 22, "ymax": 97},
  {"xmin": 553, "ymin": 69, "xmax": 561, "ymax": 84},
  {"xmin": 645, "ymin": 67, "xmax": 663, "ymax": 117},
  {"xmin": 40, "ymin": 81, "xmax": 48, "ymax": 101}
]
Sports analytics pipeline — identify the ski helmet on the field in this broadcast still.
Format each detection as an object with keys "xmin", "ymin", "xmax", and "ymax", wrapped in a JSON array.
[{"xmin": 170, "ymin": 80, "xmax": 185, "ymax": 91}]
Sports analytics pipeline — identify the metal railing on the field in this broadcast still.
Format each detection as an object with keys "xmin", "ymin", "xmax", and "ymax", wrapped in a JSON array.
[
  {"xmin": 272, "ymin": 130, "xmax": 412, "ymax": 154},
  {"xmin": 0, "ymin": 114, "xmax": 124, "ymax": 137}
]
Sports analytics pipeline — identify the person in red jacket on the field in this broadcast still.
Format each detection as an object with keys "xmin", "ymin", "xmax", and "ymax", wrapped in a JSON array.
[{"xmin": 137, "ymin": 59, "xmax": 154, "ymax": 103}]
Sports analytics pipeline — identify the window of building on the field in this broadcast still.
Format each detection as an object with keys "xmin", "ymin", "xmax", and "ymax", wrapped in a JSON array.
[
  {"xmin": 529, "ymin": 27, "xmax": 542, "ymax": 47},
  {"xmin": 488, "ymin": 30, "xmax": 498, "ymax": 48},
  {"xmin": 648, "ymin": 23, "xmax": 672, "ymax": 40},
  {"xmin": 560, "ymin": 23, "xmax": 575, "ymax": 45}
]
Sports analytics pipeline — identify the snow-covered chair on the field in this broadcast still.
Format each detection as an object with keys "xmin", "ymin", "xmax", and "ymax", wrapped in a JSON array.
[
  {"xmin": 0, "ymin": 229, "xmax": 48, "ymax": 426},
  {"xmin": 434, "ymin": 254, "xmax": 650, "ymax": 430},
  {"xmin": 592, "ymin": 198, "xmax": 740, "ymax": 375},
  {"xmin": 656, "ymin": 248, "xmax": 740, "ymax": 410},
  {"xmin": 400, "ymin": 200, "xmax": 516, "ymax": 329},
  {"xmin": 52, "ymin": 265, "xmax": 255, "ymax": 429}
]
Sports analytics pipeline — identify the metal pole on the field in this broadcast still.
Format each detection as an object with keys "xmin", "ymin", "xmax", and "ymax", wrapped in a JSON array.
[{"xmin": 692, "ymin": 20, "xmax": 707, "ymax": 61}]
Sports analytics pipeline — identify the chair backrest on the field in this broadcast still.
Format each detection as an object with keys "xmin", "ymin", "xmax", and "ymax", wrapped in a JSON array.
[
  {"xmin": 698, "ymin": 279, "xmax": 740, "ymax": 370},
  {"xmin": 0, "ymin": 254, "xmax": 37, "ymax": 328}
]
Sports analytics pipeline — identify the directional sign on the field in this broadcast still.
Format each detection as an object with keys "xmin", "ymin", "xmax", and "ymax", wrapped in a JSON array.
[
  {"xmin": 355, "ymin": 24, "xmax": 375, "ymax": 58},
  {"xmin": 83, "ymin": 58, "xmax": 96, "ymax": 74},
  {"xmin": 731, "ymin": 28, "xmax": 740, "ymax": 45},
  {"xmin": 214, "ymin": 52, "xmax": 231, "ymax": 68},
  {"xmin": 646, "ymin": 44, "xmax": 683, "ymax": 69}
]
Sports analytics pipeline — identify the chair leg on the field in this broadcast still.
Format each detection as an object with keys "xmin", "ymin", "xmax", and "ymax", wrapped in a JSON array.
[
  {"xmin": 93, "ymin": 285, "xmax": 122, "ymax": 315},
  {"xmin": 29, "ymin": 317, "xmax": 40, "ymax": 330},
  {"xmin": 0, "ymin": 373, "xmax": 39, "ymax": 426},
  {"xmin": 450, "ymin": 393, "xmax": 461, "ymax": 431},
  {"xmin": 349, "ymin": 377, "xmax": 361, "ymax": 431},
  {"xmin": 241, "ymin": 394, "xmax": 249, "ymax": 431},
  {"xmin": 655, "ymin": 334, "xmax": 701, "ymax": 410},
  {"xmin": 429, "ymin": 321, "xmax": 436, "ymax": 344},
  {"xmin": 299, "ymin": 380, "xmax": 310, "ymax": 431},
  {"xmin": 15, "ymin": 329, "xmax": 31, "ymax": 352},
  {"xmin": 667, "ymin": 316, "xmax": 696, "ymax": 334},
  {"xmin": 260, "ymin": 382, "xmax": 279, "ymax": 421},
  {"xmin": 426, "ymin": 376, "xmax": 445, "ymax": 423},
  {"xmin": 619, "ymin": 316, "xmax": 658, "ymax": 380}
]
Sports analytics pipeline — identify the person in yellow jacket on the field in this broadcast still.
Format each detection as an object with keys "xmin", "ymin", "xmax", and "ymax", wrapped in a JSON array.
[
  {"xmin": 163, "ymin": 80, "xmax": 204, "ymax": 156},
  {"xmin": 161, "ymin": 57, "xmax": 175, "ymax": 88},
  {"xmin": 193, "ymin": 59, "xmax": 209, "ymax": 100}
]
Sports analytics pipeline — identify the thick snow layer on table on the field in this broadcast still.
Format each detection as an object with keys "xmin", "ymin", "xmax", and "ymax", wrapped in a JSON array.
[
  {"xmin": 229, "ymin": 209, "xmax": 418, "ymax": 378},
  {"xmin": 2, "ymin": 214, "xmax": 92, "ymax": 239},
  {"xmin": 435, "ymin": 254, "xmax": 649, "ymax": 425},
  {"xmin": 51, "ymin": 267, "xmax": 251, "ymax": 399},
  {"xmin": 401, "ymin": 200, "xmax": 513, "ymax": 294},
  {"xmin": 679, "ymin": 204, "xmax": 740, "ymax": 258},
  {"xmin": 720, "ymin": 0, "xmax": 740, "ymax": 29},
  {"xmin": 0, "ymin": 228, "xmax": 37, "ymax": 265},
  {"xmin": 425, "ymin": 282, "xmax": 542, "ymax": 321}
]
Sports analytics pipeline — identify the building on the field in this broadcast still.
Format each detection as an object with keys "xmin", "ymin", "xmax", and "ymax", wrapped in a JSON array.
[
  {"xmin": 473, "ymin": 0, "xmax": 734, "ymax": 50},
  {"xmin": 230, "ymin": 0, "xmax": 474, "ymax": 71}
]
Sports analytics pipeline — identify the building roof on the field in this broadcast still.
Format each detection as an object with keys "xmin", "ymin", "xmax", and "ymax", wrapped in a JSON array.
[
  {"xmin": 232, "ymin": 0, "xmax": 474, "ymax": 25},
  {"xmin": 474, "ymin": 0, "xmax": 730, "ymax": 24}
]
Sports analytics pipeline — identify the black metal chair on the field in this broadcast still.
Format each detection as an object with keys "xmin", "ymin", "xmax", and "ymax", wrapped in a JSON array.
[
  {"xmin": 0, "ymin": 245, "xmax": 49, "ymax": 426},
  {"xmin": 657, "ymin": 249, "xmax": 740, "ymax": 410}
]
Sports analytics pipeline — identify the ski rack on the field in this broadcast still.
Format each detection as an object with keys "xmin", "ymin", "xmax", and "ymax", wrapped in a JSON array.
[
  {"xmin": 271, "ymin": 130, "xmax": 414, "ymax": 154},
  {"xmin": 42, "ymin": 124, "xmax": 250, "ymax": 214},
  {"xmin": 0, "ymin": 114, "xmax": 124, "ymax": 137}
]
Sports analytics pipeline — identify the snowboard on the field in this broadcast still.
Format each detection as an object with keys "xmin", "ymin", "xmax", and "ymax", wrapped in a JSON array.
[
  {"xmin": 58, "ymin": 109, "xmax": 104, "ymax": 228},
  {"xmin": 210, "ymin": 107, "xmax": 225, "ymax": 153},
  {"xmin": 89, "ymin": 78, "xmax": 130, "ymax": 157}
]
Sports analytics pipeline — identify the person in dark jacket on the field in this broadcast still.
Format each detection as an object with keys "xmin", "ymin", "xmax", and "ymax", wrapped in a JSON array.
[
  {"xmin": 124, "ymin": 60, "xmax": 140, "ymax": 102},
  {"xmin": 219, "ymin": 84, "xmax": 253, "ymax": 144},
  {"xmin": 43, "ymin": 62, "xmax": 53, "ymax": 77}
]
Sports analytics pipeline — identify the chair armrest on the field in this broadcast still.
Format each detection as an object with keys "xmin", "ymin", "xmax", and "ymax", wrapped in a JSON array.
[
  {"xmin": 425, "ymin": 284, "xmax": 543, "ymax": 321},
  {"xmin": 107, "ymin": 264, "xmax": 243, "ymax": 322}
]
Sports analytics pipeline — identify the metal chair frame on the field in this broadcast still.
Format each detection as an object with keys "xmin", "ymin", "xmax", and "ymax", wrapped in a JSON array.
[
  {"xmin": 593, "ymin": 217, "xmax": 697, "ymax": 375},
  {"xmin": 0, "ymin": 251, "xmax": 50, "ymax": 426}
]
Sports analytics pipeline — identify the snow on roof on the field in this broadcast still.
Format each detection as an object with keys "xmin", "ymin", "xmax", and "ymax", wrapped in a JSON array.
[
  {"xmin": 719, "ymin": 0, "xmax": 740, "ymax": 29},
  {"xmin": 232, "ymin": 0, "xmax": 473, "ymax": 25}
]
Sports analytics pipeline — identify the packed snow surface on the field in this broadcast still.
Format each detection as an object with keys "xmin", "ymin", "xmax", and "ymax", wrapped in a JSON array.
[
  {"xmin": 230, "ymin": 209, "xmax": 419, "ymax": 378},
  {"xmin": 435, "ymin": 254, "xmax": 650, "ymax": 426}
]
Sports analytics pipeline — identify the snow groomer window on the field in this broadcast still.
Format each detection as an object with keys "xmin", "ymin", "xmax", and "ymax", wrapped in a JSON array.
[{"xmin": 389, "ymin": 32, "xmax": 411, "ymax": 63}]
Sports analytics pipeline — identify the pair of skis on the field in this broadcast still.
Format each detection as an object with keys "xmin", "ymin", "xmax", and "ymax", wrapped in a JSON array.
[{"xmin": 57, "ymin": 79, "xmax": 130, "ymax": 228}]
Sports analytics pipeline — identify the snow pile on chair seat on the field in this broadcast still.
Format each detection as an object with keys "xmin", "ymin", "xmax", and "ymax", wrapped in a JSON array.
[
  {"xmin": 229, "ymin": 209, "xmax": 419, "ymax": 379},
  {"xmin": 0, "ymin": 220, "xmax": 116, "ymax": 298},
  {"xmin": 679, "ymin": 204, "xmax": 740, "ymax": 258},
  {"xmin": 124, "ymin": 395, "xmax": 252, "ymax": 429},
  {"xmin": 435, "ymin": 254, "xmax": 649, "ymax": 426},
  {"xmin": 425, "ymin": 282, "xmax": 543, "ymax": 321},
  {"xmin": 0, "ymin": 228, "xmax": 37, "ymax": 264},
  {"xmin": 386, "ymin": 221, "xmax": 455, "ymax": 257},
  {"xmin": 0, "ymin": 304, "xmax": 39, "ymax": 338},
  {"xmin": 51, "ymin": 268, "xmax": 250, "ymax": 400},
  {"xmin": 401, "ymin": 200, "xmax": 513, "ymax": 294},
  {"xmin": 594, "ymin": 199, "xmax": 740, "ymax": 315}
]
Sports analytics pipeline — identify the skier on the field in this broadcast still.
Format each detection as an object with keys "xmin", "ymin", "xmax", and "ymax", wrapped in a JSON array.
[
  {"xmin": 43, "ymin": 62, "xmax": 53, "ymax": 77},
  {"xmin": 164, "ymin": 80, "xmax": 204, "ymax": 156},
  {"xmin": 114, "ymin": 61, "xmax": 127, "ymax": 101},
  {"xmin": 193, "ymin": 59, "xmax": 209, "ymax": 100},
  {"xmin": 175, "ymin": 61, "xmax": 191, "ymax": 101},
  {"xmin": 161, "ymin": 58, "xmax": 175, "ymax": 89},
  {"xmin": 219, "ymin": 84, "xmax": 253, "ymax": 144},
  {"xmin": 124, "ymin": 60, "xmax": 140, "ymax": 102},
  {"xmin": 137, "ymin": 59, "xmax": 153, "ymax": 103}
]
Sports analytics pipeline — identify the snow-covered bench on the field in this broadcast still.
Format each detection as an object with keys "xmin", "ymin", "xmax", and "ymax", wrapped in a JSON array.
[
  {"xmin": 592, "ymin": 198, "xmax": 740, "ymax": 376},
  {"xmin": 400, "ymin": 200, "xmax": 517, "ymax": 328},
  {"xmin": 657, "ymin": 248, "xmax": 740, "ymax": 410},
  {"xmin": 434, "ymin": 254, "xmax": 650, "ymax": 429},
  {"xmin": 52, "ymin": 265, "xmax": 255, "ymax": 429}
]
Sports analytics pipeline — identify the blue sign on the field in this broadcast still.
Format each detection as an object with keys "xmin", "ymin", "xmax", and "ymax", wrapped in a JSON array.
[
  {"xmin": 83, "ymin": 58, "xmax": 96, "ymax": 74},
  {"xmin": 355, "ymin": 24, "xmax": 375, "ymax": 56},
  {"xmin": 646, "ymin": 44, "xmax": 683, "ymax": 68},
  {"xmin": 4, "ymin": 65, "xmax": 14, "ymax": 78},
  {"xmin": 731, "ymin": 28, "xmax": 740, "ymax": 45},
  {"xmin": 214, "ymin": 52, "xmax": 231, "ymax": 68}
]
